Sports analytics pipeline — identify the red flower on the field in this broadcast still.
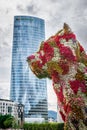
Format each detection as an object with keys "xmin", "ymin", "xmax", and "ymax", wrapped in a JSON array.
[
  {"xmin": 54, "ymin": 35, "xmax": 60, "ymax": 44},
  {"xmin": 39, "ymin": 53, "xmax": 47, "ymax": 65},
  {"xmin": 69, "ymin": 80, "xmax": 86, "ymax": 94},
  {"xmin": 36, "ymin": 61, "xmax": 42, "ymax": 68},
  {"xmin": 55, "ymin": 87, "xmax": 64, "ymax": 103},
  {"xmin": 43, "ymin": 42, "xmax": 54, "ymax": 61},
  {"xmin": 69, "ymin": 80, "xmax": 79, "ymax": 94},
  {"xmin": 31, "ymin": 60, "xmax": 42, "ymax": 68},
  {"xmin": 79, "ymin": 44, "xmax": 84, "ymax": 52},
  {"xmin": 62, "ymin": 33, "xmax": 76, "ymax": 41},
  {"xmin": 52, "ymin": 71, "xmax": 60, "ymax": 83},
  {"xmin": 58, "ymin": 45, "xmax": 76, "ymax": 62},
  {"xmin": 59, "ymin": 111, "xmax": 65, "ymax": 121},
  {"xmin": 57, "ymin": 43, "xmax": 64, "ymax": 48},
  {"xmin": 27, "ymin": 55, "xmax": 35, "ymax": 60}
]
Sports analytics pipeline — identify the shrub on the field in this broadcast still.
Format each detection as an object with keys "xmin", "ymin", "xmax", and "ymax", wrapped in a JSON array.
[{"xmin": 23, "ymin": 122, "xmax": 64, "ymax": 130}]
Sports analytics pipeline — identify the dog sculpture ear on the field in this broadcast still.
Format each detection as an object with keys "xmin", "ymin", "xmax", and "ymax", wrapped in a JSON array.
[{"xmin": 63, "ymin": 23, "xmax": 72, "ymax": 33}]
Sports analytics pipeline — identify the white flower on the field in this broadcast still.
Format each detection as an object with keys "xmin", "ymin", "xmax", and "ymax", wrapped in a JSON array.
[
  {"xmin": 52, "ymin": 47, "xmax": 60, "ymax": 61},
  {"xmin": 54, "ymin": 83, "xmax": 61, "ymax": 91},
  {"xmin": 34, "ymin": 53, "xmax": 42, "ymax": 63},
  {"xmin": 78, "ymin": 62, "xmax": 86, "ymax": 72},
  {"xmin": 35, "ymin": 53, "xmax": 39, "ymax": 60},
  {"xmin": 60, "ymin": 39, "xmax": 66, "ymax": 43},
  {"xmin": 42, "ymin": 64, "xmax": 48, "ymax": 70},
  {"xmin": 84, "ymin": 73, "xmax": 87, "ymax": 79}
]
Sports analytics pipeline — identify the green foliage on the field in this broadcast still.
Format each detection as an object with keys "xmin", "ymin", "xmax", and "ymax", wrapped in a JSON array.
[
  {"xmin": 23, "ymin": 122, "xmax": 64, "ymax": 130},
  {"xmin": 0, "ymin": 114, "xmax": 11, "ymax": 128},
  {"xmin": 4, "ymin": 117, "xmax": 13, "ymax": 128},
  {"xmin": 0, "ymin": 114, "xmax": 17, "ymax": 129}
]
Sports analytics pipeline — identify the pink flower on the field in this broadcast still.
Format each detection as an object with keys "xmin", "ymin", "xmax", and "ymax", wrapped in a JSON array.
[{"xmin": 84, "ymin": 67, "xmax": 87, "ymax": 73}]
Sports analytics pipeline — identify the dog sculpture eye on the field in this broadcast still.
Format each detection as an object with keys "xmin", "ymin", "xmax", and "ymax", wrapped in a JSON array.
[{"xmin": 27, "ymin": 23, "xmax": 87, "ymax": 130}]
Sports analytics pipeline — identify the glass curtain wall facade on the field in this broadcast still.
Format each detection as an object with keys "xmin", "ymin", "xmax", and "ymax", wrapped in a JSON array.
[{"xmin": 10, "ymin": 16, "xmax": 48, "ymax": 120}]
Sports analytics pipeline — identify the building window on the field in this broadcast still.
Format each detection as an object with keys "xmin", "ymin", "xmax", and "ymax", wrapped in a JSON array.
[{"xmin": 8, "ymin": 106, "xmax": 12, "ymax": 114}]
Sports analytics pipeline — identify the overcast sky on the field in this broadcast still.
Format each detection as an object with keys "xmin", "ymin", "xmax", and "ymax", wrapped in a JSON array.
[{"xmin": 0, "ymin": 0, "xmax": 87, "ymax": 111}]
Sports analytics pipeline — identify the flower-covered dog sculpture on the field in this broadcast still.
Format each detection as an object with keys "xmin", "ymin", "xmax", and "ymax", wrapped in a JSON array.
[{"xmin": 27, "ymin": 23, "xmax": 87, "ymax": 130}]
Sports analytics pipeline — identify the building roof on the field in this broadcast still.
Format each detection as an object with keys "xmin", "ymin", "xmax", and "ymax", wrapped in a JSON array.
[{"xmin": 0, "ymin": 98, "xmax": 14, "ymax": 102}]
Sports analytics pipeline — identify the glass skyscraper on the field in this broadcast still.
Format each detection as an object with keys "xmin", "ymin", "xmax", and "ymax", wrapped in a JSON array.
[{"xmin": 10, "ymin": 16, "xmax": 48, "ymax": 120}]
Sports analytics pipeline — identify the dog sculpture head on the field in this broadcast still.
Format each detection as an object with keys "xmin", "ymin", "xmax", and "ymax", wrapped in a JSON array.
[{"xmin": 27, "ymin": 23, "xmax": 86, "ymax": 81}]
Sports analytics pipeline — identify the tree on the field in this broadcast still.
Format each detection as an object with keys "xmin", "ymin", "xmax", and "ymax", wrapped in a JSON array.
[{"xmin": 0, "ymin": 114, "xmax": 17, "ymax": 128}]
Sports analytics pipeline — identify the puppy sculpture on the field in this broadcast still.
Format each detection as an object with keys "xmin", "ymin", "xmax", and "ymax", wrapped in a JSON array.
[{"xmin": 27, "ymin": 23, "xmax": 87, "ymax": 130}]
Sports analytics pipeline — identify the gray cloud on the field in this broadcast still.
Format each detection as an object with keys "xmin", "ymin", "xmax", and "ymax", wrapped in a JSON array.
[
  {"xmin": 3, "ymin": 41, "xmax": 9, "ymax": 46},
  {"xmin": 16, "ymin": 5, "xmax": 25, "ymax": 12},
  {"xmin": 76, "ymin": 0, "xmax": 87, "ymax": 9},
  {"xmin": 26, "ymin": 4, "xmax": 38, "ymax": 14}
]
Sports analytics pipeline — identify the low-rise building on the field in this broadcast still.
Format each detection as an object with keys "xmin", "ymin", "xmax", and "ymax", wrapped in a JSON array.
[{"xmin": 0, "ymin": 99, "xmax": 24, "ymax": 125}]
